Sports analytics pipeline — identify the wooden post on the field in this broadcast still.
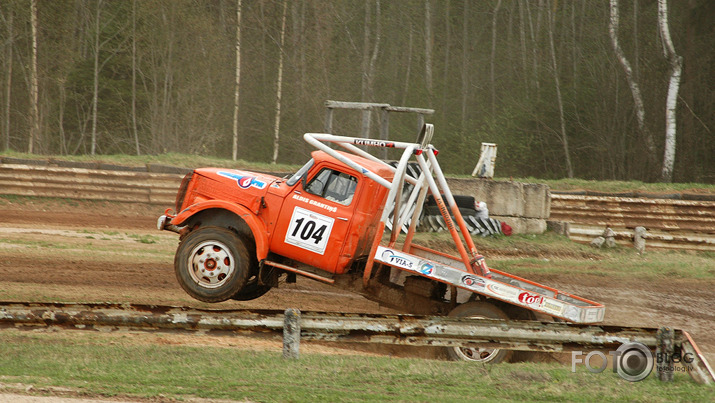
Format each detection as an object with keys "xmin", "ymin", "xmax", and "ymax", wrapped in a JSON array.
[
  {"xmin": 324, "ymin": 108, "xmax": 333, "ymax": 133},
  {"xmin": 361, "ymin": 109, "xmax": 371, "ymax": 139},
  {"xmin": 283, "ymin": 308, "xmax": 301, "ymax": 359},
  {"xmin": 417, "ymin": 114, "xmax": 425, "ymax": 138},
  {"xmin": 379, "ymin": 107, "xmax": 389, "ymax": 159},
  {"xmin": 656, "ymin": 327, "xmax": 674, "ymax": 382}
]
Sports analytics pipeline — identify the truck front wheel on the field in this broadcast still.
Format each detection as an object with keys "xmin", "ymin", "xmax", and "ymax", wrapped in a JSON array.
[
  {"xmin": 446, "ymin": 301, "xmax": 513, "ymax": 364},
  {"xmin": 175, "ymin": 227, "xmax": 250, "ymax": 303}
]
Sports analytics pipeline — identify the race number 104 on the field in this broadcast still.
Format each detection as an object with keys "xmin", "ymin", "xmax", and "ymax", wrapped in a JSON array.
[{"xmin": 284, "ymin": 207, "xmax": 334, "ymax": 255}]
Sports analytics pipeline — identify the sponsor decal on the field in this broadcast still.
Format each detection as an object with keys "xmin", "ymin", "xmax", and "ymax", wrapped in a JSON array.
[
  {"xmin": 518, "ymin": 291, "xmax": 544, "ymax": 306},
  {"xmin": 379, "ymin": 249, "xmax": 416, "ymax": 270},
  {"xmin": 461, "ymin": 275, "xmax": 485, "ymax": 288},
  {"xmin": 563, "ymin": 306, "xmax": 581, "ymax": 322},
  {"xmin": 584, "ymin": 308, "xmax": 602, "ymax": 323},
  {"xmin": 486, "ymin": 282, "xmax": 519, "ymax": 300},
  {"xmin": 418, "ymin": 262, "xmax": 435, "ymax": 276},
  {"xmin": 291, "ymin": 193, "xmax": 338, "ymax": 213},
  {"xmin": 217, "ymin": 171, "xmax": 267, "ymax": 190},
  {"xmin": 353, "ymin": 139, "xmax": 395, "ymax": 148},
  {"xmin": 540, "ymin": 299, "xmax": 565, "ymax": 315}
]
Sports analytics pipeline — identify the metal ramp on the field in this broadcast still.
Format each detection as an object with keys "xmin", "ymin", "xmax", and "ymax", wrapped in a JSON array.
[{"xmin": 304, "ymin": 125, "xmax": 605, "ymax": 324}]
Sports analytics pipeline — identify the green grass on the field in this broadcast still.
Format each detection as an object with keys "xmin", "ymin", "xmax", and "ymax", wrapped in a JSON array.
[
  {"xmin": 127, "ymin": 233, "xmax": 159, "ymax": 244},
  {"xmin": 0, "ymin": 331, "xmax": 709, "ymax": 402}
]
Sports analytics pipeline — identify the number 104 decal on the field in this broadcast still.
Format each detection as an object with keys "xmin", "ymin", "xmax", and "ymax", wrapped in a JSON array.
[{"xmin": 284, "ymin": 207, "xmax": 335, "ymax": 254}]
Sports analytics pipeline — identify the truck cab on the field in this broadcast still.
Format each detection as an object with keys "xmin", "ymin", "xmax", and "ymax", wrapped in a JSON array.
[
  {"xmin": 158, "ymin": 149, "xmax": 392, "ymax": 303},
  {"xmin": 265, "ymin": 151, "xmax": 392, "ymax": 274}
]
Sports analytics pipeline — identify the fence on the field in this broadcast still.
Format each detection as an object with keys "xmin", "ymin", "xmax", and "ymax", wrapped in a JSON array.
[
  {"xmin": 0, "ymin": 159, "xmax": 185, "ymax": 205},
  {"xmin": 0, "ymin": 301, "xmax": 711, "ymax": 384},
  {"xmin": 550, "ymin": 192, "xmax": 715, "ymax": 251}
]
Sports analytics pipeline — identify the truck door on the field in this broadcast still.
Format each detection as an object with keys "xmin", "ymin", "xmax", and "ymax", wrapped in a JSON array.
[{"xmin": 271, "ymin": 165, "xmax": 359, "ymax": 273}]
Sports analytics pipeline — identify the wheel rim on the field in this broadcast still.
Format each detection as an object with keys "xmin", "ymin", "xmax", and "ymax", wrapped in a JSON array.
[
  {"xmin": 452, "ymin": 345, "xmax": 501, "ymax": 362},
  {"xmin": 452, "ymin": 316, "xmax": 501, "ymax": 363},
  {"xmin": 187, "ymin": 240, "xmax": 235, "ymax": 289}
]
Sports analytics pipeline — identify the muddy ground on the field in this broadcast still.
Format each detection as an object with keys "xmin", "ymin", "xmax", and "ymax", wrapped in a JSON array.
[{"xmin": 0, "ymin": 198, "xmax": 713, "ymax": 367}]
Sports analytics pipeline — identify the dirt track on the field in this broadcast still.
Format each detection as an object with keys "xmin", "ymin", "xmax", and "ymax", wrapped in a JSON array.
[{"xmin": 0, "ymin": 198, "xmax": 713, "ymax": 367}]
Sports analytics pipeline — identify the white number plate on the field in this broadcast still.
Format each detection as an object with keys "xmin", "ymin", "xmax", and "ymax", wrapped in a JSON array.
[{"xmin": 284, "ymin": 207, "xmax": 334, "ymax": 255}]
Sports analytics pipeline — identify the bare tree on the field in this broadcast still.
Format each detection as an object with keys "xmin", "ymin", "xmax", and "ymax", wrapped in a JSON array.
[
  {"xmin": 547, "ymin": 4, "xmax": 572, "ymax": 178},
  {"xmin": 89, "ymin": 0, "xmax": 103, "ymax": 155},
  {"xmin": 490, "ymin": 0, "xmax": 502, "ymax": 117},
  {"xmin": 608, "ymin": 0, "xmax": 654, "ymax": 158},
  {"xmin": 28, "ymin": 0, "xmax": 39, "ymax": 153},
  {"xmin": 271, "ymin": 0, "xmax": 287, "ymax": 164},
  {"xmin": 460, "ymin": 0, "xmax": 469, "ymax": 128},
  {"xmin": 232, "ymin": 0, "xmax": 242, "ymax": 161},
  {"xmin": 440, "ymin": 0, "xmax": 451, "ymax": 117},
  {"xmin": 131, "ymin": 0, "xmax": 140, "ymax": 155},
  {"xmin": 658, "ymin": 0, "xmax": 682, "ymax": 182},
  {"xmin": 424, "ymin": 0, "xmax": 433, "ymax": 105},
  {"xmin": 401, "ymin": 21, "xmax": 413, "ymax": 106},
  {"xmin": 2, "ymin": 4, "xmax": 13, "ymax": 150}
]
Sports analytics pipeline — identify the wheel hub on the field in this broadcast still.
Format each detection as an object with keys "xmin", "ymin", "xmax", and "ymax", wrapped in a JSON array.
[{"xmin": 188, "ymin": 241, "xmax": 235, "ymax": 289}]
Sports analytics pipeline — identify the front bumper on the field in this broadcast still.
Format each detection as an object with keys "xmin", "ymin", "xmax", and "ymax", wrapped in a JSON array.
[{"xmin": 157, "ymin": 214, "xmax": 184, "ymax": 234}]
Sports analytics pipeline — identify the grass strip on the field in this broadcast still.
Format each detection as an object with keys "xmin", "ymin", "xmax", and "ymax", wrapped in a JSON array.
[{"xmin": 0, "ymin": 331, "xmax": 710, "ymax": 402}]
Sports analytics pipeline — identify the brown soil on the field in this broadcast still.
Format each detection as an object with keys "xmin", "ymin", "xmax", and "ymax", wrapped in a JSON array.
[{"xmin": 0, "ymin": 197, "xmax": 713, "ymax": 368}]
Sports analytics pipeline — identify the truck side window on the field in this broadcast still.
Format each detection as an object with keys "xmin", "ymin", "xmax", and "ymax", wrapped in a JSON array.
[{"xmin": 305, "ymin": 168, "xmax": 358, "ymax": 206}]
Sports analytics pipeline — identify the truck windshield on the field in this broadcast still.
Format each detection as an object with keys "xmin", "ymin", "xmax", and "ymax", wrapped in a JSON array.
[{"xmin": 286, "ymin": 159, "xmax": 314, "ymax": 186}]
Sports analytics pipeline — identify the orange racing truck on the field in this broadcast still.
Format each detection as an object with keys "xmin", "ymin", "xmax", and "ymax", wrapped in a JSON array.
[{"xmin": 158, "ymin": 125, "xmax": 605, "ymax": 363}]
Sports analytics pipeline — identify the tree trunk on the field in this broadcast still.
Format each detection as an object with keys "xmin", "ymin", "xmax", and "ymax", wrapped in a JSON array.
[
  {"xmin": 29, "ymin": 0, "xmax": 39, "ymax": 154},
  {"xmin": 90, "ymin": 0, "xmax": 102, "ymax": 155},
  {"xmin": 271, "ymin": 0, "xmax": 287, "ymax": 164},
  {"xmin": 518, "ymin": 0, "xmax": 528, "ymax": 93},
  {"xmin": 440, "ymin": 0, "xmax": 451, "ymax": 118},
  {"xmin": 58, "ymin": 78, "xmax": 66, "ymax": 155},
  {"xmin": 3, "ymin": 6, "xmax": 13, "ymax": 151},
  {"xmin": 658, "ymin": 0, "xmax": 682, "ymax": 182},
  {"xmin": 131, "ymin": 0, "xmax": 140, "ymax": 155},
  {"xmin": 232, "ymin": 0, "xmax": 242, "ymax": 161},
  {"xmin": 424, "ymin": 0, "xmax": 433, "ymax": 105},
  {"xmin": 490, "ymin": 0, "xmax": 502, "ymax": 117},
  {"xmin": 608, "ymin": 0, "xmax": 655, "ymax": 159},
  {"xmin": 360, "ymin": 0, "xmax": 381, "ymax": 139},
  {"xmin": 401, "ymin": 21, "xmax": 413, "ymax": 106},
  {"xmin": 460, "ymin": 0, "xmax": 469, "ymax": 129},
  {"xmin": 547, "ymin": 4, "xmax": 573, "ymax": 178}
]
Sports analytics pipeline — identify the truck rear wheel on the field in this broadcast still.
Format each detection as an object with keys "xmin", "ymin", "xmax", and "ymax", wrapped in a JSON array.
[
  {"xmin": 230, "ymin": 276, "xmax": 272, "ymax": 301},
  {"xmin": 174, "ymin": 227, "xmax": 250, "ymax": 303},
  {"xmin": 446, "ymin": 301, "xmax": 513, "ymax": 364}
]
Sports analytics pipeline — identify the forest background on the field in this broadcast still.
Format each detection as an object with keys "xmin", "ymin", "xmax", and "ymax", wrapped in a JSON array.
[{"xmin": 1, "ymin": 0, "xmax": 712, "ymax": 183}]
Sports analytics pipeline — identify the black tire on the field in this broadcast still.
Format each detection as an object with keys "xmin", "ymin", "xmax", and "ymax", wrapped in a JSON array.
[
  {"xmin": 230, "ymin": 276, "xmax": 272, "ymax": 301},
  {"xmin": 446, "ymin": 301, "xmax": 514, "ymax": 364},
  {"xmin": 174, "ymin": 227, "xmax": 251, "ymax": 303}
]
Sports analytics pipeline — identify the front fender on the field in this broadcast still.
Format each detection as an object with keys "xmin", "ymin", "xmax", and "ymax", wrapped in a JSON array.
[{"xmin": 172, "ymin": 200, "xmax": 269, "ymax": 261}]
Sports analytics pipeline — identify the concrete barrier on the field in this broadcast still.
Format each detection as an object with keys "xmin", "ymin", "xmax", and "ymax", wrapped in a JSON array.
[{"xmin": 447, "ymin": 178, "xmax": 550, "ymax": 234}]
